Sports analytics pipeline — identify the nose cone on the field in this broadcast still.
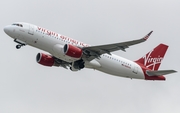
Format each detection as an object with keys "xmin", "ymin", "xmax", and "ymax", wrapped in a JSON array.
[{"xmin": 4, "ymin": 26, "xmax": 10, "ymax": 34}]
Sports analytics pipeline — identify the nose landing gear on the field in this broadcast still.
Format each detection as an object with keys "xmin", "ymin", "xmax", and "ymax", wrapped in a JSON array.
[
  {"xmin": 16, "ymin": 44, "xmax": 25, "ymax": 49},
  {"xmin": 16, "ymin": 45, "xmax": 21, "ymax": 49},
  {"xmin": 14, "ymin": 39, "xmax": 26, "ymax": 49}
]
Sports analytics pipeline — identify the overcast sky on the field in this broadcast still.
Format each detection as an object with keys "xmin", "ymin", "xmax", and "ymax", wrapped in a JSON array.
[{"xmin": 0, "ymin": 0, "xmax": 180, "ymax": 113}]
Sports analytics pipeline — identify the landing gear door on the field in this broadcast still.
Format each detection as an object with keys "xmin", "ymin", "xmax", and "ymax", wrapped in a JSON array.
[{"xmin": 28, "ymin": 24, "xmax": 34, "ymax": 35}]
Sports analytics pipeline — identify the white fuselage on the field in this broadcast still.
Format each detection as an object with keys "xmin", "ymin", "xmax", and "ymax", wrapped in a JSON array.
[{"xmin": 4, "ymin": 22, "xmax": 145, "ymax": 79}]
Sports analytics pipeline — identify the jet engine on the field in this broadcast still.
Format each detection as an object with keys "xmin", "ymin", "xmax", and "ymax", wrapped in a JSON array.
[
  {"xmin": 36, "ymin": 53, "xmax": 57, "ymax": 67},
  {"xmin": 52, "ymin": 44, "xmax": 83, "ymax": 62},
  {"xmin": 64, "ymin": 44, "xmax": 82, "ymax": 59}
]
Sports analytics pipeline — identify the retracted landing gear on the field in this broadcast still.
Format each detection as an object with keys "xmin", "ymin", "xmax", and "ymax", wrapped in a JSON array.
[
  {"xmin": 70, "ymin": 59, "xmax": 85, "ymax": 71},
  {"xmin": 14, "ymin": 39, "xmax": 26, "ymax": 49}
]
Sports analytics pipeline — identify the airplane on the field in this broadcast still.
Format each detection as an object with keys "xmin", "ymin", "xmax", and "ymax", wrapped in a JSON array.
[{"xmin": 4, "ymin": 22, "xmax": 177, "ymax": 81}]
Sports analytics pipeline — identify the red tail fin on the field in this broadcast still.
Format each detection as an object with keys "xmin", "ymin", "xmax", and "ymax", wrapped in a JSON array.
[{"xmin": 135, "ymin": 44, "xmax": 168, "ymax": 70}]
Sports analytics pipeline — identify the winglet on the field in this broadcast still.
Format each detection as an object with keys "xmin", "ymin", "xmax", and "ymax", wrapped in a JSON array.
[{"xmin": 143, "ymin": 31, "xmax": 153, "ymax": 40}]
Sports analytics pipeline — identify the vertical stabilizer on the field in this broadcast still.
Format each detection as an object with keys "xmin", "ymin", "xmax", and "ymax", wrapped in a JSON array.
[{"xmin": 135, "ymin": 44, "xmax": 168, "ymax": 70}]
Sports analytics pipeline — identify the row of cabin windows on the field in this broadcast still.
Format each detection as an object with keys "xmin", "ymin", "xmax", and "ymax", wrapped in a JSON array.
[{"xmin": 102, "ymin": 54, "xmax": 131, "ymax": 66}]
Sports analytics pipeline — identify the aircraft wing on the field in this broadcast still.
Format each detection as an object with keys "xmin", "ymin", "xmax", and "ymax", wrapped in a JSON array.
[{"xmin": 82, "ymin": 31, "xmax": 153, "ymax": 61}]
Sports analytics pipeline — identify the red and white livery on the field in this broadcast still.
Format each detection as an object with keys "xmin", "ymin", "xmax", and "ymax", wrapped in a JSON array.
[{"xmin": 4, "ymin": 22, "xmax": 177, "ymax": 80}]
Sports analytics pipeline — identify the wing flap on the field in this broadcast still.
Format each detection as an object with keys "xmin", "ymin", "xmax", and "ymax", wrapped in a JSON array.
[{"xmin": 146, "ymin": 70, "xmax": 177, "ymax": 76}]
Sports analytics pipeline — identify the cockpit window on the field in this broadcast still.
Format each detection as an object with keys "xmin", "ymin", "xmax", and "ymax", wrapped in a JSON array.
[{"xmin": 12, "ymin": 23, "xmax": 23, "ymax": 27}]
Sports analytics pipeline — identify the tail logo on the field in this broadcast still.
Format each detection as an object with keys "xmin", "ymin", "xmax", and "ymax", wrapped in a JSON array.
[{"xmin": 143, "ymin": 50, "xmax": 163, "ymax": 70}]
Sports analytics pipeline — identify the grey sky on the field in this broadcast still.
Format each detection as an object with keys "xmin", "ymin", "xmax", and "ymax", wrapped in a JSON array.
[{"xmin": 0, "ymin": 0, "xmax": 180, "ymax": 113}]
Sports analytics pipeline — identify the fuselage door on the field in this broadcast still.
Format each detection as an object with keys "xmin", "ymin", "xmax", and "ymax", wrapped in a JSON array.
[{"xmin": 28, "ymin": 24, "xmax": 34, "ymax": 35}]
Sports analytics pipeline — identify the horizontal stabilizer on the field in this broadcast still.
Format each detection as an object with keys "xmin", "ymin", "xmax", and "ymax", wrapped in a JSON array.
[{"xmin": 146, "ymin": 70, "xmax": 177, "ymax": 76}]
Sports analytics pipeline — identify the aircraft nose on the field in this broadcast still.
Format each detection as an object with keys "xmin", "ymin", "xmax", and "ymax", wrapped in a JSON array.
[{"xmin": 4, "ymin": 25, "xmax": 10, "ymax": 34}]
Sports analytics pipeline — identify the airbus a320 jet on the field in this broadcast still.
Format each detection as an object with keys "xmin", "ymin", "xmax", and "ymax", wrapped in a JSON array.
[{"xmin": 4, "ymin": 22, "xmax": 177, "ymax": 80}]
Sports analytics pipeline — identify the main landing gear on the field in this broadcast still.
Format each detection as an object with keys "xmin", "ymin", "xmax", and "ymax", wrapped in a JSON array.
[
  {"xmin": 70, "ymin": 59, "xmax": 85, "ymax": 71},
  {"xmin": 14, "ymin": 39, "xmax": 26, "ymax": 49}
]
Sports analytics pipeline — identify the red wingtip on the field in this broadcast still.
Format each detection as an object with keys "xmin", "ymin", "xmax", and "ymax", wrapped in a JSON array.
[{"xmin": 143, "ymin": 31, "xmax": 153, "ymax": 40}]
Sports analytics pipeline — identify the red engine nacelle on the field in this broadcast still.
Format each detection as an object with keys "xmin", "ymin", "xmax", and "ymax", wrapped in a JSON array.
[
  {"xmin": 64, "ymin": 44, "xmax": 83, "ymax": 59},
  {"xmin": 36, "ymin": 53, "xmax": 55, "ymax": 66}
]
